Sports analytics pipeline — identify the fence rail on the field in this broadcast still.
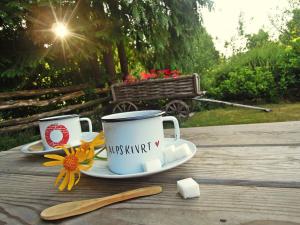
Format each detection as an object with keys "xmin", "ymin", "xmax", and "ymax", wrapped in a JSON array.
[
  {"xmin": 0, "ymin": 84, "xmax": 90, "ymax": 99},
  {"xmin": 0, "ymin": 85, "xmax": 110, "ymax": 133}
]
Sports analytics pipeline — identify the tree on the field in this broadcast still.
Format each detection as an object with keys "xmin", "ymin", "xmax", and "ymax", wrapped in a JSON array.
[
  {"xmin": 180, "ymin": 27, "xmax": 219, "ymax": 74},
  {"xmin": 246, "ymin": 29, "xmax": 270, "ymax": 49},
  {"xmin": 279, "ymin": 8, "xmax": 300, "ymax": 97},
  {"xmin": 1, "ymin": 0, "xmax": 214, "ymax": 89}
]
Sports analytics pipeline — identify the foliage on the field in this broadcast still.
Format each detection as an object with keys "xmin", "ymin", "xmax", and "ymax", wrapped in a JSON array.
[
  {"xmin": 210, "ymin": 66, "xmax": 276, "ymax": 101},
  {"xmin": 203, "ymin": 8, "xmax": 300, "ymax": 102},
  {"xmin": 279, "ymin": 8, "xmax": 300, "ymax": 98},
  {"xmin": 1, "ymin": 0, "xmax": 299, "ymax": 108},
  {"xmin": 0, "ymin": 129, "xmax": 39, "ymax": 151},
  {"xmin": 183, "ymin": 28, "xmax": 219, "ymax": 74},
  {"xmin": 246, "ymin": 29, "xmax": 269, "ymax": 49},
  {"xmin": 0, "ymin": 0, "xmax": 214, "ymax": 91},
  {"xmin": 124, "ymin": 1, "xmax": 213, "ymax": 71}
]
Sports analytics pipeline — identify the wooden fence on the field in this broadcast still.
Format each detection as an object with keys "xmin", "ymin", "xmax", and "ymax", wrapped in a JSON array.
[{"xmin": 0, "ymin": 85, "xmax": 110, "ymax": 133}]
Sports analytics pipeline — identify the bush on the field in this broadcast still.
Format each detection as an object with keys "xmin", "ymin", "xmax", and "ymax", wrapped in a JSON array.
[
  {"xmin": 202, "ymin": 41, "xmax": 299, "ymax": 102},
  {"xmin": 209, "ymin": 67, "xmax": 276, "ymax": 101}
]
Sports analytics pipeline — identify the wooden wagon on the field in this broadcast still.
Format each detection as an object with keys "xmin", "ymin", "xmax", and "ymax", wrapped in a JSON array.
[{"xmin": 110, "ymin": 74, "xmax": 205, "ymax": 117}]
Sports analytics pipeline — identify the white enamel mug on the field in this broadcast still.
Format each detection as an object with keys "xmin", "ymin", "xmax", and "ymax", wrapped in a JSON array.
[
  {"xmin": 101, "ymin": 110, "xmax": 180, "ymax": 174},
  {"xmin": 39, "ymin": 114, "xmax": 92, "ymax": 150}
]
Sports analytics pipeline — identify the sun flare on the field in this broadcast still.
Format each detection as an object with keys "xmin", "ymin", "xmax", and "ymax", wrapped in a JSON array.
[{"xmin": 52, "ymin": 22, "xmax": 69, "ymax": 38}]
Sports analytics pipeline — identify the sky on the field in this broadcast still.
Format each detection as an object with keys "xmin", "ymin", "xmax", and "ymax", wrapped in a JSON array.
[{"xmin": 200, "ymin": 0, "xmax": 292, "ymax": 56}]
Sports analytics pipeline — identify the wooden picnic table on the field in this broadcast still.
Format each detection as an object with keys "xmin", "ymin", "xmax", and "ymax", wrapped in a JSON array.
[{"xmin": 0, "ymin": 121, "xmax": 300, "ymax": 225}]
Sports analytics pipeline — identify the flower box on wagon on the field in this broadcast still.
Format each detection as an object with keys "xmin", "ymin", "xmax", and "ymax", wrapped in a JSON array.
[{"xmin": 110, "ymin": 74, "xmax": 204, "ymax": 118}]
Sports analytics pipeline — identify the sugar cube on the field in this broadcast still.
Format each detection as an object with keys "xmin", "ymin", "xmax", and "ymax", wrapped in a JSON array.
[
  {"xmin": 163, "ymin": 145, "xmax": 177, "ymax": 164},
  {"xmin": 177, "ymin": 178, "xmax": 200, "ymax": 199},
  {"xmin": 143, "ymin": 159, "xmax": 162, "ymax": 172},
  {"xmin": 175, "ymin": 144, "xmax": 192, "ymax": 160}
]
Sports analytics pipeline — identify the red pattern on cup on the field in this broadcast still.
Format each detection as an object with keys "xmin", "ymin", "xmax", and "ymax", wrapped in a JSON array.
[{"xmin": 45, "ymin": 124, "xmax": 70, "ymax": 147}]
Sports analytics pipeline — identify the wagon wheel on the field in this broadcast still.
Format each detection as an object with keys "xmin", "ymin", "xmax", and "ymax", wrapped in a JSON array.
[
  {"xmin": 113, "ymin": 101, "xmax": 138, "ymax": 113},
  {"xmin": 165, "ymin": 100, "xmax": 190, "ymax": 118}
]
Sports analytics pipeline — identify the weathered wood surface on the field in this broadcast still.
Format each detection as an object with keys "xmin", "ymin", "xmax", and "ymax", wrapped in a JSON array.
[
  {"xmin": 0, "ymin": 121, "xmax": 300, "ymax": 225},
  {"xmin": 111, "ymin": 74, "xmax": 202, "ymax": 103},
  {"xmin": 165, "ymin": 121, "xmax": 300, "ymax": 146},
  {"xmin": 0, "ymin": 97, "xmax": 109, "ymax": 133},
  {"xmin": 0, "ymin": 88, "xmax": 109, "ymax": 110},
  {"xmin": 0, "ymin": 84, "xmax": 90, "ymax": 99}
]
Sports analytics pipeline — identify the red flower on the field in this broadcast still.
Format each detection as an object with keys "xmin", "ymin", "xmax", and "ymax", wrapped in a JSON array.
[
  {"xmin": 138, "ymin": 68, "xmax": 181, "ymax": 82},
  {"xmin": 140, "ymin": 72, "xmax": 150, "ymax": 80},
  {"xmin": 163, "ymin": 69, "xmax": 171, "ymax": 75},
  {"xmin": 141, "ymin": 72, "xmax": 158, "ymax": 80}
]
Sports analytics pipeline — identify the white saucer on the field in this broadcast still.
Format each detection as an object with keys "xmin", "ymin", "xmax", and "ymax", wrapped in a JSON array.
[
  {"xmin": 82, "ymin": 138, "xmax": 197, "ymax": 179},
  {"xmin": 21, "ymin": 132, "xmax": 99, "ymax": 155}
]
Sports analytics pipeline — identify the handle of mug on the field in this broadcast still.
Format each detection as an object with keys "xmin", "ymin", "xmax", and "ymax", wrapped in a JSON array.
[
  {"xmin": 79, "ymin": 118, "xmax": 93, "ymax": 133},
  {"xmin": 162, "ymin": 116, "xmax": 180, "ymax": 141}
]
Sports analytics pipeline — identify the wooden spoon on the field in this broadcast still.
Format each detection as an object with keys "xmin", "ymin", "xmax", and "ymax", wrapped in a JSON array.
[{"xmin": 40, "ymin": 186, "xmax": 162, "ymax": 220}]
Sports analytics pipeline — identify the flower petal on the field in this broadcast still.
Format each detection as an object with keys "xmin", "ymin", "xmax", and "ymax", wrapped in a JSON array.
[
  {"xmin": 62, "ymin": 147, "xmax": 70, "ymax": 156},
  {"xmin": 43, "ymin": 160, "xmax": 63, "ymax": 167},
  {"xmin": 75, "ymin": 171, "xmax": 81, "ymax": 185},
  {"xmin": 91, "ymin": 132, "xmax": 105, "ymax": 146},
  {"xmin": 76, "ymin": 150, "xmax": 86, "ymax": 162},
  {"xmin": 68, "ymin": 171, "xmax": 75, "ymax": 191},
  {"xmin": 87, "ymin": 148, "xmax": 94, "ymax": 160},
  {"xmin": 78, "ymin": 164, "xmax": 92, "ymax": 171},
  {"xmin": 93, "ymin": 139, "xmax": 105, "ymax": 147},
  {"xmin": 55, "ymin": 168, "xmax": 66, "ymax": 186},
  {"xmin": 59, "ymin": 171, "xmax": 70, "ymax": 191},
  {"xmin": 70, "ymin": 147, "xmax": 75, "ymax": 155},
  {"xmin": 44, "ymin": 154, "xmax": 65, "ymax": 161}
]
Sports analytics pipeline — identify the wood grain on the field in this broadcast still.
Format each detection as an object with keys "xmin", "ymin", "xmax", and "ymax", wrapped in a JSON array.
[
  {"xmin": 0, "ymin": 88, "xmax": 109, "ymax": 111},
  {"xmin": 0, "ymin": 98, "xmax": 108, "ymax": 133},
  {"xmin": 1, "ymin": 145, "xmax": 299, "ymax": 186},
  {"xmin": 0, "ymin": 84, "xmax": 90, "ymax": 99},
  {"xmin": 0, "ymin": 174, "xmax": 300, "ymax": 225},
  {"xmin": 0, "ymin": 122, "xmax": 299, "ymax": 225},
  {"xmin": 111, "ymin": 75, "xmax": 198, "ymax": 103},
  {"xmin": 165, "ymin": 121, "xmax": 300, "ymax": 146}
]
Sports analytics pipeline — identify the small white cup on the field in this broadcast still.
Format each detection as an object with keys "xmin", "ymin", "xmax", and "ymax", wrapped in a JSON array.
[
  {"xmin": 101, "ymin": 110, "xmax": 180, "ymax": 174},
  {"xmin": 39, "ymin": 114, "xmax": 93, "ymax": 150}
]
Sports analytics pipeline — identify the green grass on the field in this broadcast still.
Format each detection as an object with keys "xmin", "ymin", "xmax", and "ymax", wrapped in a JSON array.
[{"xmin": 181, "ymin": 102, "xmax": 300, "ymax": 128}]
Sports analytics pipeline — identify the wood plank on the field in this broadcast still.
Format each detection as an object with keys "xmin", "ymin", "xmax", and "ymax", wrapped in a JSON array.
[
  {"xmin": 0, "ymin": 174, "xmax": 299, "ymax": 225},
  {"xmin": 1, "ymin": 145, "xmax": 300, "ymax": 186},
  {"xmin": 0, "ymin": 96, "xmax": 108, "ymax": 128},
  {"xmin": 0, "ymin": 84, "xmax": 90, "ymax": 99},
  {"xmin": 0, "ymin": 122, "xmax": 299, "ymax": 225},
  {"xmin": 165, "ymin": 121, "xmax": 300, "ymax": 146},
  {"xmin": 0, "ymin": 97, "xmax": 108, "ymax": 133},
  {"xmin": 0, "ymin": 88, "xmax": 109, "ymax": 110}
]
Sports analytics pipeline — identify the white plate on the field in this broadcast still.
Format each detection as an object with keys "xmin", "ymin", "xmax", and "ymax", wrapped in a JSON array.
[
  {"xmin": 21, "ymin": 132, "xmax": 99, "ymax": 155},
  {"xmin": 82, "ymin": 138, "xmax": 197, "ymax": 179}
]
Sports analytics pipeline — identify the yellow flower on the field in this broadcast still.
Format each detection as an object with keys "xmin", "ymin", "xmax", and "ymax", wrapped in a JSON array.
[
  {"xmin": 44, "ymin": 147, "xmax": 93, "ymax": 191},
  {"xmin": 80, "ymin": 131, "xmax": 105, "ymax": 160},
  {"xmin": 43, "ymin": 132, "xmax": 105, "ymax": 191},
  {"xmin": 82, "ymin": 131, "xmax": 105, "ymax": 150}
]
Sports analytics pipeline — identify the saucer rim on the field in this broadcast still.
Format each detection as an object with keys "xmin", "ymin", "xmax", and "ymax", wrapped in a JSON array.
[
  {"xmin": 20, "ymin": 132, "xmax": 99, "ymax": 155},
  {"xmin": 81, "ymin": 138, "xmax": 196, "ymax": 179}
]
